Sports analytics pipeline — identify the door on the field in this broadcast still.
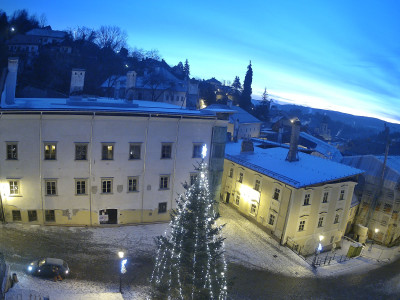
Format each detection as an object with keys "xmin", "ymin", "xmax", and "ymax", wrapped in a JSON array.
[{"xmin": 226, "ymin": 192, "xmax": 230, "ymax": 203}]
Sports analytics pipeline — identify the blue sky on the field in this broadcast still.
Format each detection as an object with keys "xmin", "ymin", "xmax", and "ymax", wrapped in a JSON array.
[{"xmin": 4, "ymin": 0, "xmax": 400, "ymax": 123}]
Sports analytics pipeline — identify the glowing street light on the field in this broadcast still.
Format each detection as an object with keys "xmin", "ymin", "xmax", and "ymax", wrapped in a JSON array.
[{"xmin": 118, "ymin": 251, "xmax": 127, "ymax": 294}]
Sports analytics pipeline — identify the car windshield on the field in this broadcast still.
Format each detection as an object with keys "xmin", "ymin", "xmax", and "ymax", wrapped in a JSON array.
[{"xmin": 38, "ymin": 259, "xmax": 46, "ymax": 267}]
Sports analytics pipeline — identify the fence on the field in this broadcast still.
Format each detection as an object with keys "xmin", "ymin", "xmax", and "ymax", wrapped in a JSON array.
[{"xmin": 310, "ymin": 252, "xmax": 350, "ymax": 267}]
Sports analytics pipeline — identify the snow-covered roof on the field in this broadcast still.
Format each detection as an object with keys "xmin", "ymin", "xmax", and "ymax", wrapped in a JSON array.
[
  {"xmin": 0, "ymin": 97, "xmax": 215, "ymax": 118},
  {"xmin": 225, "ymin": 141, "xmax": 363, "ymax": 189},
  {"xmin": 228, "ymin": 106, "xmax": 262, "ymax": 124},
  {"xmin": 300, "ymin": 132, "xmax": 343, "ymax": 162},
  {"xmin": 203, "ymin": 104, "xmax": 237, "ymax": 114},
  {"xmin": 26, "ymin": 28, "xmax": 67, "ymax": 39}
]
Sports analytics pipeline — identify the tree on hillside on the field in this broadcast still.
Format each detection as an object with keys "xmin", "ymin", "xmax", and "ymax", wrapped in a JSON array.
[
  {"xmin": 239, "ymin": 61, "xmax": 253, "ymax": 111},
  {"xmin": 184, "ymin": 59, "xmax": 190, "ymax": 78},
  {"xmin": 199, "ymin": 80, "xmax": 217, "ymax": 107},
  {"xmin": 254, "ymin": 87, "xmax": 270, "ymax": 121},
  {"xmin": 151, "ymin": 148, "xmax": 227, "ymax": 299},
  {"xmin": 142, "ymin": 67, "xmax": 175, "ymax": 101},
  {"xmin": 9, "ymin": 9, "xmax": 40, "ymax": 35},
  {"xmin": 95, "ymin": 25, "xmax": 127, "ymax": 51},
  {"xmin": 231, "ymin": 76, "xmax": 242, "ymax": 105}
]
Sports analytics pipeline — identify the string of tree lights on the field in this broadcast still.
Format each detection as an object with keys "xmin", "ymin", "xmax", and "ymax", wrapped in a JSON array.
[{"xmin": 151, "ymin": 145, "xmax": 227, "ymax": 299}]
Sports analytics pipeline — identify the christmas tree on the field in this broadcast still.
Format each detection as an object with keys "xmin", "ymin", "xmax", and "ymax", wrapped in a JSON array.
[{"xmin": 151, "ymin": 145, "xmax": 227, "ymax": 299}]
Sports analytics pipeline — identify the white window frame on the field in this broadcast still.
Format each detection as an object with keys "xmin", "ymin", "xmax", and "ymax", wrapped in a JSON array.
[
  {"xmin": 75, "ymin": 179, "xmax": 87, "ymax": 195},
  {"xmin": 161, "ymin": 143, "xmax": 172, "ymax": 159},
  {"xmin": 298, "ymin": 220, "xmax": 306, "ymax": 231},
  {"xmin": 102, "ymin": 143, "xmax": 114, "ymax": 160},
  {"xmin": 9, "ymin": 180, "xmax": 20, "ymax": 196},
  {"xmin": 44, "ymin": 142, "xmax": 57, "ymax": 160},
  {"xmin": 159, "ymin": 175, "xmax": 170, "ymax": 190},
  {"xmin": 192, "ymin": 143, "xmax": 203, "ymax": 158},
  {"xmin": 6, "ymin": 142, "xmax": 18, "ymax": 160},
  {"xmin": 101, "ymin": 178, "xmax": 113, "ymax": 194},
  {"xmin": 129, "ymin": 143, "xmax": 141, "ymax": 160},
  {"xmin": 303, "ymin": 193, "xmax": 311, "ymax": 206},
  {"xmin": 128, "ymin": 176, "xmax": 139, "ymax": 192},
  {"xmin": 45, "ymin": 180, "xmax": 57, "ymax": 196}
]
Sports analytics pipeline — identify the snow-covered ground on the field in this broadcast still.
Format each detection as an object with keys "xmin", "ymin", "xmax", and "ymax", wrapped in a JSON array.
[{"xmin": 4, "ymin": 203, "xmax": 400, "ymax": 299}]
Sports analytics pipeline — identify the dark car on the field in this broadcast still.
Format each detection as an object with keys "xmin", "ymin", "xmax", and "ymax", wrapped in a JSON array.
[{"xmin": 27, "ymin": 258, "xmax": 70, "ymax": 278}]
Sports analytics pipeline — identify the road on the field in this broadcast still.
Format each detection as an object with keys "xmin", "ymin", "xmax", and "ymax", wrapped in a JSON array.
[{"xmin": 0, "ymin": 224, "xmax": 399, "ymax": 299}]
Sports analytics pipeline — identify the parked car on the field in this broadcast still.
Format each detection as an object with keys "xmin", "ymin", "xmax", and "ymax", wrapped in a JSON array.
[{"xmin": 27, "ymin": 258, "xmax": 70, "ymax": 278}]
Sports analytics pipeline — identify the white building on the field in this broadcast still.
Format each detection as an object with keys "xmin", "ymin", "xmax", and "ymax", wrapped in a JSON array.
[{"xmin": 0, "ymin": 58, "xmax": 227, "ymax": 226}]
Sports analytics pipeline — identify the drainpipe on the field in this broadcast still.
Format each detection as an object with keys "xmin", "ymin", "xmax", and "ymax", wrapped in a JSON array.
[
  {"xmin": 40, "ymin": 112, "xmax": 44, "ymax": 224},
  {"xmin": 170, "ymin": 116, "xmax": 182, "ymax": 211},
  {"xmin": 280, "ymin": 184, "xmax": 294, "ymax": 245},
  {"xmin": 0, "ymin": 112, "xmax": 4, "ymax": 223},
  {"xmin": 89, "ymin": 112, "xmax": 95, "ymax": 226},
  {"xmin": 140, "ymin": 115, "xmax": 151, "ymax": 223}
]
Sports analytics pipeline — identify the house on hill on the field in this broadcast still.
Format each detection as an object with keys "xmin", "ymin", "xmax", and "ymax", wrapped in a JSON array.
[{"xmin": 221, "ymin": 121, "xmax": 363, "ymax": 255}]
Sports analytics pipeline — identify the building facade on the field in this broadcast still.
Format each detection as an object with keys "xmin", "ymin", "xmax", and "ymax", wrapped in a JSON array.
[{"xmin": 221, "ymin": 139, "xmax": 362, "ymax": 255}]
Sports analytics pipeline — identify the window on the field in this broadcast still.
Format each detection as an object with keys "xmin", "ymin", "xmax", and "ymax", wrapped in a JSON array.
[
  {"xmin": 45, "ymin": 180, "xmax": 57, "ymax": 195},
  {"xmin": 273, "ymin": 188, "xmax": 280, "ymax": 201},
  {"xmin": 45, "ymin": 210, "xmax": 55, "ymax": 222},
  {"xmin": 192, "ymin": 144, "xmax": 202, "ymax": 158},
  {"xmin": 9, "ymin": 180, "xmax": 19, "ymax": 195},
  {"xmin": 339, "ymin": 190, "xmax": 345, "ymax": 200},
  {"xmin": 129, "ymin": 143, "xmax": 141, "ymax": 160},
  {"xmin": 75, "ymin": 179, "xmax": 87, "ymax": 195},
  {"xmin": 101, "ymin": 178, "xmax": 113, "ymax": 193},
  {"xmin": 268, "ymin": 214, "xmax": 275, "ymax": 226},
  {"xmin": 28, "ymin": 210, "xmax": 37, "ymax": 222},
  {"xmin": 318, "ymin": 217, "xmax": 324, "ymax": 228},
  {"xmin": 44, "ymin": 143, "xmax": 56, "ymax": 160},
  {"xmin": 229, "ymin": 168, "xmax": 233, "ymax": 178},
  {"xmin": 128, "ymin": 177, "xmax": 138, "ymax": 192},
  {"xmin": 102, "ymin": 144, "xmax": 114, "ymax": 160},
  {"xmin": 322, "ymin": 192, "xmax": 329, "ymax": 203},
  {"xmin": 235, "ymin": 195, "xmax": 240, "ymax": 206},
  {"xmin": 250, "ymin": 203, "xmax": 257, "ymax": 215},
  {"xmin": 384, "ymin": 203, "xmax": 392, "ymax": 213},
  {"xmin": 304, "ymin": 194, "xmax": 311, "ymax": 206},
  {"xmin": 334, "ymin": 214, "xmax": 340, "ymax": 224},
  {"xmin": 75, "ymin": 144, "xmax": 88, "ymax": 160},
  {"xmin": 12, "ymin": 210, "xmax": 21, "ymax": 221},
  {"xmin": 160, "ymin": 175, "xmax": 170, "ymax": 190},
  {"xmin": 158, "ymin": 202, "xmax": 167, "ymax": 214},
  {"xmin": 6, "ymin": 143, "xmax": 18, "ymax": 160},
  {"xmin": 298, "ymin": 220, "xmax": 306, "ymax": 231},
  {"xmin": 254, "ymin": 179, "xmax": 261, "ymax": 192},
  {"xmin": 238, "ymin": 172, "xmax": 243, "ymax": 183},
  {"xmin": 190, "ymin": 173, "xmax": 198, "ymax": 186},
  {"xmin": 161, "ymin": 143, "xmax": 172, "ymax": 159}
]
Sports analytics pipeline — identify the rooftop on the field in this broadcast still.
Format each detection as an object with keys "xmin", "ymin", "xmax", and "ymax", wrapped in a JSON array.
[
  {"xmin": 228, "ymin": 105, "xmax": 262, "ymax": 124},
  {"xmin": 0, "ymin": 97, "xmax": 215, "ymax": 119},
  {"xmin": 225, "ymin": 141, "xmax": 363, "ymax": 188}
]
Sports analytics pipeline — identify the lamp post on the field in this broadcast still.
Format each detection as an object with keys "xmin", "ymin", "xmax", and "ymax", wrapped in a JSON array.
[
  {"xmin": 313, "ymin": 235, "xmax": 324, "ymax": 267},
  {"xmin": 118, "ymin": 251, "xmax": 127, "ymax": 294},
  {"xmin": 369, "ymin": 228, "xmax": 379, "ymax": 251}
]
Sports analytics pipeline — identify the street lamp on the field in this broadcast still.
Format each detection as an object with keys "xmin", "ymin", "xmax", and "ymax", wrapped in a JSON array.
[
  {"xmin": 118, "ymin": 251, "xmax": 127, "ymax": 294},
  {"xmin": 313, "ymin": 235, "xmax": 324, "ymax": 267}
]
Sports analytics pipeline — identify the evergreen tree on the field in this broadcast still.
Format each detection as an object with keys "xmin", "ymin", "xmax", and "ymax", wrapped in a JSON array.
[
  {"xmin": 151, "ymin": 147, "xmax": 227, "ymax": 300},
  {"xmin": 231, "ymin": 76, "xmax": 241, "ymax": 91},
  {"xmin": 184, "ymin": 59, "xmax": 190, "ymax": 78},
  {"xmin": 240, "ymin": 61, "xmax": 253, "ymax": 111},
  {"xmin": 254, "ymin": 87, "xmax": 270, "ymax": 121}
]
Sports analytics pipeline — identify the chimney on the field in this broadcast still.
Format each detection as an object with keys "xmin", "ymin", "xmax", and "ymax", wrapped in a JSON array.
[
  {"xmin": 5, "ymin": 57, "xmax": 18, "ymax": 105},
  {"xmin": 286, "ymin": 117, "xmax": 301, "ymax": 162},
  {"xmin": 126, "ymin": 71, "xmax": 137, "ymax": 90},
  {"xmin": 70, "ymin": 69, "xmax": 85, "ymax": 95},
  {"xmin": 241, "ymin": 139, "xmax": 254, "ymax": 153}
]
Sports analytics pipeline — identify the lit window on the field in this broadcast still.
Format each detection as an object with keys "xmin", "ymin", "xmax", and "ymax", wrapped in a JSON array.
[
  {"xmin": 44, "ymin": 143, "xmax": 57, "ymax": 160},
  {"xmin": 128, "ymin": 177, "xmax": 138, "ymax": 192},
  {"xmin": 299, "ymin": 220, "xmax": 306, "ymax": 231},
  {"xmin": 322, "ymin": 192, "xmax": 329, "ymax": 203},
  {"xmin": 254, "ymin": 179, "xmax": 261, "ymax": 192},
  {"xmin": 45, "ymin": 180, "xmax": 57, "ymax": 195},
  {"xmin": 161, "ymin": 144, "xmax": 172, "ymax": 159},
  {"xmin": 273, "ymin": 188, "xmax": 280, "ymax": 201},
  {"xmin": 250, "ymin": 203, "xmax": 257, "ymax": 215},
  {"xmin": 318, "ymin": 217, "xmax": 324, "ymax": 227},
  {"xmin": 158, "ymin": 202, "xmax": 167, "ymax": 214},
  {"xmin": 9, "ymin": 180, "xmax": 19, "ymax": 195},
  {"xmin": 75, "ymin": 179, "xmax": 87, "ymax": 195},
  {"xmin": 6, "ymin": 143, "xmax": 18, "ymax": 160},
  {"xmin": 192, "ymin": 144, "xmax": 203, "ymax": 158},
  {"xmin": 339, "ymin": 190, "xmax": 345, "ymax": 200},
  {"xmin": 268, "ymin": 214, "xmax": 275, "ymax": 226},
  {"xmin": 101, "ymin": 178, "xmax": 113, "ymax": 193},
  {"xmin": 102, "ymin": 144, "xmax": 114, "ymax": 160},
  {"xmin": 238, "ymin": 172, "xmax": 243, "ymax": 183},
  {"xmin": 160, "ymin": 175, "xmax": 170, "ymax": 190},
  {"xmin": 190, "ymin": 173, "xmax": 198, "ymax": 186},
  {"xmin": 75, "ymin": 144, "xmax": 88, "ymax": 160},
  {"xmin": 129, "ymin": 143, "xmax": 141, "ymax": 160},
  {"xmin": 304, "ymin": 194, "xmax": 311, "ymax": 205}
]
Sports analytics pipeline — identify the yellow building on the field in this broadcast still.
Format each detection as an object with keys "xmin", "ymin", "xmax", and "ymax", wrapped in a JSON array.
[{"xmin": 221, "ymin": 138, "xmax": 363, "ymax": 255}]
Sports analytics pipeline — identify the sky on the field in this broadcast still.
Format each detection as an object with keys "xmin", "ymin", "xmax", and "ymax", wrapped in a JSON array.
[{"xmin": 3, "ymin": 0, "xmax": 400, "ymax": 124}]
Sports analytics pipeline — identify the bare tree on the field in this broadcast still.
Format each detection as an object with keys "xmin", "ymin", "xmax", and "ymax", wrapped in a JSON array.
[
  {"xmin": 95, "ymin": 25, "xmax": 127, "ymax": 51},
  {"xmin": 142, "ymin": 68, "xmax": 174, "ymax": 101},
  {"xmin": 69, "ymin": 26, "xmax": 97, "ymax": 42}
]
